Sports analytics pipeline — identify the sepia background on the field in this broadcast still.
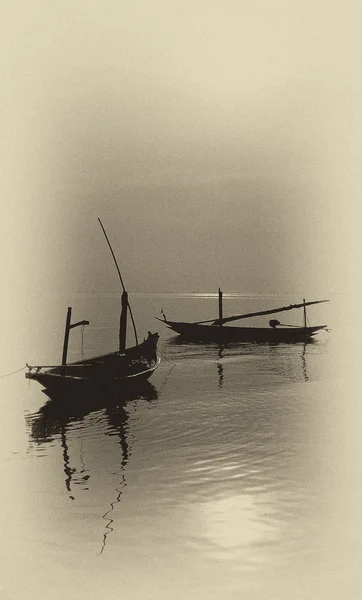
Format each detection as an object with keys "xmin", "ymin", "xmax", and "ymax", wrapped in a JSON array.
[
  {"xmin": 1, "ymin": 1, "xmax": 361, "ymax": 598},
  {"xmin": 2, "ymin": 0, "xmax": 361, "ymax": 299}
]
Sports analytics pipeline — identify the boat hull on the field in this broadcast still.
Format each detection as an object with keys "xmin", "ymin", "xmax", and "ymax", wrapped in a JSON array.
[
  {"xmin": 26, "ymin": 333, "xmax": 160, "ymax": 391},
  {"xmin": 164, "ymin": 321, "xmax": 327, "ymax": 343}
]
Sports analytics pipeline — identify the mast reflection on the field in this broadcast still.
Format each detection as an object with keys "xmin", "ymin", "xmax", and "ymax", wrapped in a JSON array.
[
  {"xmin": 166, "ymin": 335, "xmax": 313, "ymax": 386},
  {"xmin": 216, "ymin": 345, "xmax": 225, "ymax": 388},
  {"xmin": 301, "ymin": 342, "xmax": 309, "ymax": 382},
  {"xmin": 27, "ymin": 381, "xmax": 158, "ymax": 551}
]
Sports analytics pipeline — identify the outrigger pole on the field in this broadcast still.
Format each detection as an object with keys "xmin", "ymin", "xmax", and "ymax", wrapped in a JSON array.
[
  {"xmin": 98, "ymin": 218, "xmax": 139, "ymax": 350},
  {"xmin": 210, "ymin": 298, "xmax": 329, "ymax": 326},
  {"xmin": 187, "ymin": 297, "xmax": 329, "ymax": 326}
]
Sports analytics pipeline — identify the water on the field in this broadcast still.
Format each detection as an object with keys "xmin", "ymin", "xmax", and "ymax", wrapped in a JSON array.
[{"xmin": 1, "ymin": 293, "xmax": 361, "ymax": 599}]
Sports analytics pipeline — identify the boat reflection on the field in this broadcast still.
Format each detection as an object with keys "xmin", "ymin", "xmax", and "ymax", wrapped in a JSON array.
[
  {"xmin": 27, "ymin": 380, "xmax": 158, "ymax": 553},
  {"xmin": 29, "ymin": 380, "xmax": 158, "ymax": 443},
  {"xmin": 165, "ymin": 337, "xmax": 313, "ymax": 386}
]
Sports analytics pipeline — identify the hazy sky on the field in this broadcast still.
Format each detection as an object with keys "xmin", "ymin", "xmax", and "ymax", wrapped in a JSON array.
[{"xmin": 1, "ymin": 0, "xmax": 361, "ymax": 297}]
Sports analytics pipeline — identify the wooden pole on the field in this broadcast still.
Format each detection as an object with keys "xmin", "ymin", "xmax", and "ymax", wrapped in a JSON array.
[
  {"xmin": 303, "ymin": 298, "xmax": 307, "ymax": 328},
  {"xmin": 119, "ymin": 291, "xmax": 128, "ymax": 353},
  {"xmin": 98, "ymin": 218, "xmax": 138, "ymax": 346},
  {"xmin": 218, "ymin": 288, "xmax": 223, "ymax": 326},
  {"xmin": 199, "ymin": 299, "xmax": 329, "ymax": 326},
  {"xmin": 62, "ymin": 307, "xmax": 72, "ymax": 366}
]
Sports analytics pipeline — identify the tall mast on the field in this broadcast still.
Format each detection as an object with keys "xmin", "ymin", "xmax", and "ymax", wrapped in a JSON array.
[
  {"xmin": 303, "ymin": 298, "xmax": 307, "ymax": 328},
  {"xmin": 119, "ymin": 291, "xmax": 128, "ymax": 353},
  {"xmin": 98, "ymin": 218, "xmax": 138, "ymax": 349},
  {"xmin": 218, "ymin": 288, "xmax": 223, "ymax": 327}
]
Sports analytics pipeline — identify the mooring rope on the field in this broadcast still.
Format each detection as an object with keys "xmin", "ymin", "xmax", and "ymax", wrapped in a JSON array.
[
  {"xmin": 157, "ymin": 346, "xmax": 176, "ymax": 366},
  {"xmin": 81, "ymin": 324, "xmax": 85, "ymax": 360},
  {"xmin": 0, "ymin": 366, "xmax": 27, "ymax": 379}
]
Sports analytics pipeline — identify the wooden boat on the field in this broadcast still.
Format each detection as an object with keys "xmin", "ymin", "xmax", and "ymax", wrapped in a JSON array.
[
  {"xmin": 26, "ymin": 219, "xmax": 161, "ymax": 391},
  {"xmin": 157, "ymin": 289, "xmax": 328, "ymax": 344}
]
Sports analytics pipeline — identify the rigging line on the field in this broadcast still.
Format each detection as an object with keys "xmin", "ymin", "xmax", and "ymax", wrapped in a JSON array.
[
  {"xmin": 158, "ymin": 363, "xmax": 176, "ymax": 395},
  {"xmin": 157, "ymin": 346, "xmax": 176, "ymax": 366},
  {"xmin": 98, "ymin": 217, "xmax": 139, "ymax": 346},
  {"xmin": 81, "ymin": 324, "xmax": 85, "ymax": 360},
  {"xmin": 0, "ymin": 366, "xmax": 26, "ymax": 378},
  {"xmin": 155, "ymin": 348, "xmax": 176, "ymax": 395}
]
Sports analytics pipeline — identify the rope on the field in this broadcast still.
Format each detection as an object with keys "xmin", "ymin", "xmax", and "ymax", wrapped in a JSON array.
[
  {"xmin": 157, "ymin": 346, "xmax": 176, "ymax": 366},
  {"xmin": 156, "ymin": 359, "xmax": 176, "ymax": 396},
  {"xmin": 0, "ymin": 366, "xmax": 27, "ymax": 378},
  {"xmin": 81, "ymin": 324, "xmax": 85, "ymax": 360}
]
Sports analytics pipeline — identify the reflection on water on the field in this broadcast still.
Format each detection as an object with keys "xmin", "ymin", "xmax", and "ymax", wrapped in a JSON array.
[
  {"xmin": 23, "ymin": 337, "xmax": 328, "ymax": 569},
  {"xmin": 301, "ymin": 343, "xmax": 309, "ymax": 382},
  {"xmin": 167, "ymin": 336, "xmax": 316, "ymax": 387},
  {"xmin": 11, "ymin": 293, "xmax": 360, "ymax": 600},
  {"xmin": 214, "ymin": 342, "xmax": 310, "ymax": 387},
  {"xmin": 27, "ymin": 381, "xmax": 158, "ymax": 554}
]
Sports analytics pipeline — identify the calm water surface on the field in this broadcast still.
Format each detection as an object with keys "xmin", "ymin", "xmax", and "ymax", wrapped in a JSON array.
[{"xmin": 1, "ymin": 293, "xmax": 361, "ymax": 599}]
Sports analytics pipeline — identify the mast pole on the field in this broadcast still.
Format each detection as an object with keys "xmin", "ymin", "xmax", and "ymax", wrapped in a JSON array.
[
  {"xmin": 119, "ymin": 291, "xmax": 128, "ymax": 353},
  {"xmin": 98, "ymin": 218, "xmax": 139, "ymax": 346},
  {"xmin": 62, "ymin": 307, "xmax": 72, "ymax": 366},
  {"xmin": 218, "ymin": 288, "xmax": 223, "ymax": 326},
  {"xmin": 303, "ymin": 298, "xmax": 307, "ymax": 328}
]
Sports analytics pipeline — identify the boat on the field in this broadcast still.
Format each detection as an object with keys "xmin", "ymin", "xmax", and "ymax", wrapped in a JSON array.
[
  {"xmin": 157, "ymin": 289, "xmax": 329, "ymax": 343},
  {"xmin": 26, "ymin": 219, "xmax": 161, "ymax": 391}
]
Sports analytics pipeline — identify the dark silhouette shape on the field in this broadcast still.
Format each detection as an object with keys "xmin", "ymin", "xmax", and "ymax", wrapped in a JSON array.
[
  {"xmin": 157, "ymin": 293, "xmax": 329, "ymax": 343},
  {"xmin": 269, "ymin": 319, "xmax": 280, "ymax": 329},
  {"xmin": 26, "ymin": 380, "xmax": 158, "ymax": 553}
]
